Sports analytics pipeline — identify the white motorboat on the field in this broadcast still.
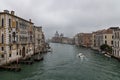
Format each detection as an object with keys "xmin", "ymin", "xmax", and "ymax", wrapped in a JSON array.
[
  {"xmin": 104, "ymin": 54, "xmax": 111, "ymax": 58},
  {"xmin": 78, "ymin": 53, "xmax": 82, "ymax": 56},
  {"xmin": 77, "ymin": 53, "xmax": 85, "ymax": 58}
]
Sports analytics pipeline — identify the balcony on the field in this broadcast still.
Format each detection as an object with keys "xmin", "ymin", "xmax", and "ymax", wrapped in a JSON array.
[{"xmin": 0, "ymin": 26, "xmax": 4, "ymax": 29}]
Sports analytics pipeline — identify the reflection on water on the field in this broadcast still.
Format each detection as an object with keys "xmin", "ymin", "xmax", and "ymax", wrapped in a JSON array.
[{"xmin": 0, "ymin": 43, "xmax": 120, "ymax": 80}]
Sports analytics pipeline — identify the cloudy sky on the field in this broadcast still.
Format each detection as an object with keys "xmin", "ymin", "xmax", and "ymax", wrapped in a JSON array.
[{"xmin": 1, "ymin": 0, "xmax": 120, "ymax": 38}]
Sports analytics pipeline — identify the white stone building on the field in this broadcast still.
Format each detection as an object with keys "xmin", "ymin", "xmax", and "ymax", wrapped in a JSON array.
[
  {"xmin": 0, "ymin": 10, "xmax": 46, "ymax": 65},
  {"xmin": 113, "ymin": 28, "xmax": 120, "ymax": 58}
]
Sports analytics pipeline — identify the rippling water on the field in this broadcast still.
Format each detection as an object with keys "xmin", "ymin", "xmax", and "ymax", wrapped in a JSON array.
[{"xmin": 0, "ymin": 43, "xmax": 120, "ymax": 80}]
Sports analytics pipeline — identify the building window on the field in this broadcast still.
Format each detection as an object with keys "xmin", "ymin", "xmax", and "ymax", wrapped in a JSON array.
[
  {"xmin": 1, "ymin": 54, "xmax": 4, "ymax": 58},
  {"xmin": 115, "ymin": 41, "xmax": 116, "ymax": 47},
  {"xmin": 1, "ymin": 47, "xmax": 4, "ymax": 51},
  {"xmin": 16, "ymin": 52, "xmax": 18, "ymax": 55},
  {"xmin": 2, "ymin": 34, "xmax": 4, "ymax": 44},
  {"xmin": 12, "ymin": 32, "xmax": 16, "ymax": 42},
  {"xmin": 30, "ymin": 36, "xmax": 32, "ymax": 42},
  {"xmin": 118, "ymin": 32, "xmax": 119, "ymax": 39},
  {"xmin": 2, "ymin": 18, "xmax": 4, "ymax": 27},
  {"xmin": 112, "ymin": 35, "xmax": 114, "ymax": 39},
  {"xmin": 115, "ymin": 50, "xmax": 116, "ymax": 55},
  {"xmin": 105, "ymin": 35, "xmax": 107, "ymax": 39},
  {"xmin": 9, "ymin": 54, "xmax": 11, "ymax": 57},
  {"xmin": 105, "ymin": 40, "xmax": 107, "ymax": 44},
  {"xmin": 118, "ymin": 41, "xmax": 119, "ymax": 47},
  {"xmin": 10, "ymin": 46, "xmax": 11, "ymax": 50},
  {"xmin": 119, "ymin": 51, "xmax": 120, "ymax": 57},
  {"xmin": 9, "ymin": 19, "xmax": 11, "ymax": 27},
  {"xmin": 16, "ymin": 35, "xmax": 18, "ymax": 42},
  {"xmin": 9, "ymin": 34, "xmax": 11, "ymax": 43},
  {"xmin": 111, "ymin": 41, "xmax": 113, "ymax": 45}
]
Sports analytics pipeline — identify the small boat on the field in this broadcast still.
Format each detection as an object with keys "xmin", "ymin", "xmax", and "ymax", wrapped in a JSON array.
[
  {"xmin": 77, "ymin": 53, "xmax": 84, "ymax": 58},
  {"xmin": 34, "ymin": 54, "xmax": 44, "ymax": 61},
  {"xmin": 104, "ymin": 54, "xmax": 111, "ymax": 58}
]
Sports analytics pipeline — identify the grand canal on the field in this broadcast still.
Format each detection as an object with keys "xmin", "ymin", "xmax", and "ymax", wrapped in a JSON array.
[{"xmin": 0, "ymin": 43, "xmax": 120, "ymax": 80}]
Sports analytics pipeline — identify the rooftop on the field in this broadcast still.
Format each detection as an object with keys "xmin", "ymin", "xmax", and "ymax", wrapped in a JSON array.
[{"xmin": 0, "ymin": 10, "xmax": 34, "ymax": 24}]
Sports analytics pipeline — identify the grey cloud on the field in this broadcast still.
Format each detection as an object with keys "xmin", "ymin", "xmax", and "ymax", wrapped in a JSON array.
[{"xmin": 1, "ymin": 0, "xmax": 120, "ymax": 38}]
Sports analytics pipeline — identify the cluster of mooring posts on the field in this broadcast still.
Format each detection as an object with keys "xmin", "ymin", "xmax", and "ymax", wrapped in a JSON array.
[
  {"xmin": 0, "ymin": 52, "xmax": 45, "ymax": 72},
  {"xmin": 0, "ymin": 43, "xmax": 52, "ymax": 72}
]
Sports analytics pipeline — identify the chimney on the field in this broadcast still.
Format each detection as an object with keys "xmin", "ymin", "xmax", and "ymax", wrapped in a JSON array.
[
  {"xmin": 11, "ymin": 11, "xmax": 15, "ymax": 15},
  {"xmin": 29, "ymin": 19, "xmax": 31, "ymax": 22},
  {"xmin": 4, "ymin": 10, "xmax": 9, "ymax": 13}
]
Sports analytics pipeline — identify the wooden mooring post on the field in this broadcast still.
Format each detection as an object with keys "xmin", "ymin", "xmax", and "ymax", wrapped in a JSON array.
[{"xmin": 0, "ymin": 65, "xmax": 21, "ymax": 72}]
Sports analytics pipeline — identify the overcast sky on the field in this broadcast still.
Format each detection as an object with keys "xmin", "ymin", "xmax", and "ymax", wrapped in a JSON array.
[{"xmin": 1, "ymin": 0, "xmax": 120, "ymax": 38}]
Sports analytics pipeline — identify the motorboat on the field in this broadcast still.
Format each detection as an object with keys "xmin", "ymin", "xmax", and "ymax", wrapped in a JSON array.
[
  {"xmin": 77, "ymin": 53, "xmax": 85, "ymax": 58},
  {"xmin": 78, "ymin": 53, "xmax": 82, "ymax": 56},
  {"xmin": 104, "ymin": 54, "xmax": 111, "ymax": 58}
]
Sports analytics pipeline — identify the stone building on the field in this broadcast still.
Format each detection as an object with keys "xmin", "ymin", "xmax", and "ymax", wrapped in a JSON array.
[
  {"xmin": 0, "ymin": 10, "xmax": 46, "ymax": 65},
  {"xmin": 80, "ymin": 33, "xmax": 92, "ymax": 47},
  {"xmin": 74, "ymin": 33, "xmax": 92, "ymax": 47},
  {"xmin": 74, "ymin": 34, "xmax": 80, "ymax": 46},
  {"xmin": 92, "ymin": 30, "xmax": 105, "ymax": 50},
  {"xmin": 51, "ymin": 31, "xmax": 74, "ymax": 44},
  {"xmin": 61, "ymin": 37, "xmax": 74, "ymax": 44},
  {"xmin": 34, "ymin": 26, "xmax": 46, "ymax": 54},
  {"xmin": 112, "ymin": 27, "xmax": 120, "ymax": 58},
  {"xmin": 91, "ymin": 28, "xmax": 115, "ymax": 51},
  {"xmin": 51, "ymin": 31, "xmax": 61, "ymax": 43}
]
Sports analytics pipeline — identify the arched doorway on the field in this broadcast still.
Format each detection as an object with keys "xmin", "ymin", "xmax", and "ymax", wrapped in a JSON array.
[{"xmin": 22, "ymin": 47, "xmax": 25, "ymax": 57}]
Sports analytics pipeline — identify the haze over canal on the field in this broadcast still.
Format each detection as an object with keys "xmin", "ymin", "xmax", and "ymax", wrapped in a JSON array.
[{"xmin": 0, "ymin": 43, "xmax": 120, "ymax": 80}]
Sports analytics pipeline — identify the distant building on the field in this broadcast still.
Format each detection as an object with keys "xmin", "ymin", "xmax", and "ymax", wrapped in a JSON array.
[
  {"xmin": 91, "ymin": 28, "xmax": 114, "ymax": 50},
  {"xmin": 55, "ymin": 31, "xmax": 59, "ymax": 37},
  {"xmin": 61, "ymin": 37, "xmax": 74, "ymax": 44},
  {"xmin": 51, "ymin": 32, "xmax": 74, "ymax": 44},
  {"xmin": 92, "ymin": 29, "xmax": 106, "ymax": 50},
  {"xmin": 60, "ymin": 33, "xmax": 64, "ymax": 38},
  {"xmin": 80, "ymin": 33, "xmax": 92, "ymax": 47},
  {"xmin": 74, "ymin": 33, "xmax": 92, "ymax": 47},
  {"xmin": 112, "ymin": 28, "xmax": 120, "ymax": 58},
  {"xmin": 74, "ymin": 34, "xmax": 80, "ymax": 46},
  {"xmin": 51, "ymin": 31, "xmax": 61, "ymax": 43}
]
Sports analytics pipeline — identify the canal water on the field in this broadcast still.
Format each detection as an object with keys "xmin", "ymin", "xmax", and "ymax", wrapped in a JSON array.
[{"xmin": 0, "ymin": 43, "xmax": 120, "ymax": 80}]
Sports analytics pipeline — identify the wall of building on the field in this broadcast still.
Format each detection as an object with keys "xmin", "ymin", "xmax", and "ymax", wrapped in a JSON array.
[{"xmin": 0, "ymin": 10, "xmax": 46, "ymax": 65}]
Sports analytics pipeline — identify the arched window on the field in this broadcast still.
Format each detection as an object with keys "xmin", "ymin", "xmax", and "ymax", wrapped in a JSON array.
[
  {"xmin": 105, "ymin": 40, "xmax": 107, "ymax": 44},
  {"xmin": 9, "ymin": 34, "xmax": 11, "ymax": 43},
  {"xmin": 16, "ymin": 52, "xmax": 18, "ymax": 55},
  {"xmin": 115, "ymin": 41, "xmax": 116, "ymax": 47},
  {"xmin": 9, "ymin": 19, "xmax": 11, "ymax": 27},
  {"xmin": 2, "ymin": 34, "xmax": 4, "ymax": 43},
  {"xmin": 118, "ymin": 41, "xmax": 119, "ymax": 47},
  {"xmin": 118, "ymin": 32, "xmax": 119, "ymax": 39},
  {"xmin": 12, "ymin": 32, "xmax": 16, "ymax": 42},
  {"xmin": 119, "ymin": 51, "xmax": 120, "ymax": 57},
  {"xmin": 105, "ymin": 35, "xmax": 107, "ymax": 39},
  {"xmin": 2, "ymin": 18, "xmax": 4, "ymax": 27}
]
